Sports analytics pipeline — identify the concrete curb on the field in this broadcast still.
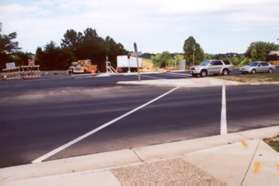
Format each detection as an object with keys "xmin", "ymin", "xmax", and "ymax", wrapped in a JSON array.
[
  {"xmin": 243, "ymin": 82, "xmax": 279, "ymax": 85},
  {"xmin": 117, "ymin": 77, "xmax": 243, "ymax": 88},
  {"xmin": 0, "ymin": 149, "xmax": 141, "ymax": 182},
  {"xmin": 2, "ymin": 170, "xmax": 121, "ymax": 186},
  {"xmin": 117, "ymin": 77, "xmax": 279, "ymax": 88},
  {"xmin": 134, "ymin": 126, "xmax": 279, "ymax": 161},
  {"xmin": 1, "ymin": 126, "xmax": 279, "ymax": 183}
]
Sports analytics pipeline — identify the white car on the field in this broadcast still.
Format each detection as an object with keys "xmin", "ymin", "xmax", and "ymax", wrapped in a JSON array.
[
  {"xmin": 240, "ymin": 61, "xmax": 275, "ymax": 74},
  {"xmin": 191, "ymin": 60, "xmax": 233, "ymax": 77}
]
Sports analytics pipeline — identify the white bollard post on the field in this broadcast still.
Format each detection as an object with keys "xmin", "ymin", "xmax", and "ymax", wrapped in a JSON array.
[{"xmin": 221, "ymin": 84, "xmax": 228, "ymax": 135}]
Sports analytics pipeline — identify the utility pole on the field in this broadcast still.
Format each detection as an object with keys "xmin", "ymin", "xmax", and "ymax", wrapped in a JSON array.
[
  {"xmin": 0, "ymin": 22, "xmax": 2, "ymax": 32},
  {"xmin": 133, "ymin": 42, "xmax": 141, "ymax": 81}
]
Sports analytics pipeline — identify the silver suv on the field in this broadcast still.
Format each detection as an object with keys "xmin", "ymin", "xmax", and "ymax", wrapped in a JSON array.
[
  {"xmin": 240, "ymin": 61, "xmax": 275, "ymax": 74},
  {"xmin": 191, "ymin": 60, "xmax": 233, "ymax": 77}
]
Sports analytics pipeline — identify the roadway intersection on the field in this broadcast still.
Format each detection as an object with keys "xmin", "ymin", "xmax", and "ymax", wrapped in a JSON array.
[{"xmin": 0, "ymin": 72, "xmax": 278, "ymax": 168}]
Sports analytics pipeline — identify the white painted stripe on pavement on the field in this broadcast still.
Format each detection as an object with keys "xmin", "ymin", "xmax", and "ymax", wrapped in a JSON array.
[
  {"xmin": 166, "ymin": 72, "xmax": 192, "ymax": 77},
  {"xmin": 32, "ymin": 86, "xmax": 180, "ymax": 163},
  {"xmin": 220, "ymin": 84, "xmax": 228, "ymax": 135},
  {"xmin": 141, "ymin": 75, "xmax": 161, "ymax": 79}
]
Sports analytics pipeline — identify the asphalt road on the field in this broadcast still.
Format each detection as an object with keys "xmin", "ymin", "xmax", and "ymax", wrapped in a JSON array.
[
  {"xmin": 0, "ymin": 72, "xmax": 278, "ymax": 168},
  {"xmin": 0, "ymin": 72, "xmax": 188, "ymax": 93}
]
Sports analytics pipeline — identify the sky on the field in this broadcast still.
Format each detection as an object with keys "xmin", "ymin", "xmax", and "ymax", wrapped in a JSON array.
[{"xmin": 0, "ymin": 0, "xmax": 279, "ymax": 54}]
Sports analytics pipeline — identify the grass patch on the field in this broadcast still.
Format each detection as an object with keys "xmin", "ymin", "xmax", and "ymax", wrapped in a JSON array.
[
  {"xmin": 264, "ymin": 135, "xmax": 279, "ymax": 152},
  {"xmin": 217, "ymin": 73, "xmax": 279, "ymax": 83}
]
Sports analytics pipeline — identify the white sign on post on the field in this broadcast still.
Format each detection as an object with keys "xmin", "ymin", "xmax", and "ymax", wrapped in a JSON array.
[
  {"xmin": 117, "ymin": 56, "xmax": 142, "ymax": 68},
  {"xmin": 5, "ymin": 62, "xmax": 16, "ymax": 70}
]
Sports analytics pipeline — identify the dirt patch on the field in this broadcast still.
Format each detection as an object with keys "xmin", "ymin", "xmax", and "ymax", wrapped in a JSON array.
[
  {"xmin": 112, "ymin": 158, "xmax": 226, "ymax": 186},
  {"xmin": 217, "ymin": 74, "xmax": 279, "ymax": 83},
  {"xmin": 264, "ymin": 135, "xmax": 279, "ymax": 152}
]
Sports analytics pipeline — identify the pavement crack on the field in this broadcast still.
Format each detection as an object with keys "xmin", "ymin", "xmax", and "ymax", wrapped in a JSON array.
[
  {"xmin": 132, "ymin": 149, "xmax": 144, "ymax": 162},
  {"xmin": 240, "ymin": 139, "xmax": 261, "ymax": 186}
]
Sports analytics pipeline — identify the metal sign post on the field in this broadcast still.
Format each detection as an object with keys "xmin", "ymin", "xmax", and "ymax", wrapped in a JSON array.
[
  {"xmin": 133, "ymin": 42, "xmax": 141, "ymax": 81},
  {"xmin": 128, "ymin": 54, "xmax": 131, "ymax": 73},
  {"xmin": 192, "ymin": 45, "xmax": 196, "ymax": 66},
  {"xmin": 105, "ymin": 56, "xmax": 109, "ymax": 73}
]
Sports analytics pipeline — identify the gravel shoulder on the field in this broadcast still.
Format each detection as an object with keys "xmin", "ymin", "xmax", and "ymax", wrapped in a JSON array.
[{"xmin": 217, "ymin": 73, "xmax": 279, "ymax": 83}]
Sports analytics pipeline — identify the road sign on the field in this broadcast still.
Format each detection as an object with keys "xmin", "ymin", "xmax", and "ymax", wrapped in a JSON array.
[{"xmin": 6, "ymin": 62, "xmax": 16, "ymax": 70}]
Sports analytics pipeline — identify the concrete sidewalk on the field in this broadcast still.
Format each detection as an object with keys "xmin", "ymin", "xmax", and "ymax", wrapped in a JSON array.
[
  {"xmin": 185, "ymin": 139, "xmax": 279, "ymax": 186},
  {"xmin": 1, "ymin": 126, "xmax": 279, "ymax": 186}
]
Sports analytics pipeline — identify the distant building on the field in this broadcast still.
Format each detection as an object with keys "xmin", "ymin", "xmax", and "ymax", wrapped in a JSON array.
[
  {"xmin": 179, "ymin": 60, "xmax": 186, "ymax": 71},
  {"xmin": 267, "ymin": 51, "xmax": 279, "ymax": 65}
]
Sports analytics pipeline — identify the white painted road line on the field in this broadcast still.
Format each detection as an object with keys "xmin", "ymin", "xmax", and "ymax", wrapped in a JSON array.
[
  {"xmin": 141, "ymin": 75, "xmax": 161, "ymax": 79},
  {"xmin": 166, "ymin": 72, "xmax": 192, "ymax": 77},
  {"xmin": 72, "ymin": 74, "xmax": 95, "ymax": 78},
  {"xmin": 220, "ymin": 84, "xmax": 228, "ymax": 135},
  {"xmin": 141, "ymin": 73, "xmax": 188, "ymax": 79},
  {"xmin": 32, "ymin": 87, "xmax": 180, "ymax": 163}
]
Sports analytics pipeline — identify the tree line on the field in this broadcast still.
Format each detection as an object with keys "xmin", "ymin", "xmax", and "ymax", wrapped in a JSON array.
[
  {"xmin": 150, "ymin": 36, "xmax": 279, "ymax": 68},
  {"xmin": 0, "ymin": 30, "xmax": 34, "ymax": 70},
  {"xmin": 36, "ymin": 28, "xmax": 127, "ymax": 71},
  {"xmin": 1, "ymin": 23, "xmax": 278, "ymax": 71},
  {"xmin": 0, "ymin": 25, "xmax": 127, "ymax": 71}
]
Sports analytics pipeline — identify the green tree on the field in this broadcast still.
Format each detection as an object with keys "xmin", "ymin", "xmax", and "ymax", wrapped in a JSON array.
[
  {"xmin": 0, "ymin": 28, "xmax": 20, "ymax": 69},
  {"xmin": 36, "ymin": 41, "xmax": 72, "ymax": 70},
  {"xmin": 74, "ymin": 28, "xmax": 126, "ymax": 71},
  {"xmin": 250, "ymin": 47, "xmax": 257, "ymax": 60},
  {"xmin": 212, "ymin": 53, "xmax": 250, "ymax": 66},
  {"xmin": 61, "ymin": 29, "xmax": 82, "ymax": 61},
  {"xmin": 61, "ymin": 29, "xmax": 82, "ymax": 50},
  {"xmin": 183, "ymin": 36, "xmax": 204, "ymax": 66},
  {"xmin": 204, "ymin": 53, "xmax": 213, "ymax": 60},
  {"xmin": 75, "ymin": 28, "xmax": 104, "ymax": 60},
  {"xmin": 36, "ymin": 28, "xmax": 127, "ymax": 71},
  {"xmin": 104, "ymin": 36, "xmax": 127, "ymax": 61},
  {"xmin": 170, "ymin": 54, "xmax": 184, "ymax": 69},
  {"xmin": 151, "ymin": 51, "xmax": 173, "ymax": 68},
  {"xmin": 245, "ymin": 42, "xmax": 279, "ymax": 61},
  {"xmin": 12, "ymin": 51, "xmax": 34, "ymax": 66},
  {"xmin": 239, "ymin": 57, "xmax": 251, "ymax": 66}
]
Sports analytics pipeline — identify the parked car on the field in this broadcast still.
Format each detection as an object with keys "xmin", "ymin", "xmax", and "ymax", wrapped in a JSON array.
[
  {"xmin": 191, "ymin": 60, "xmax": 233, "ymax": 77},
  {"xmin": 240, "ymin": 61, "xmax": 275, "ymax": 74}
]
